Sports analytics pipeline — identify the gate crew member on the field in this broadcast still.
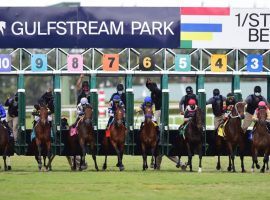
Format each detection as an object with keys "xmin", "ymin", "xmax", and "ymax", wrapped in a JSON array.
[
  {"xmin": 206, "ymin": 89, "xmax": 226, "ymax": 130},
  {"xmin": 179, "ymin": 86, "xmax": 198, "ymax": 115},
  {"xmin": 110, "ymin": 83, "xmax": 126, "ymax": 108},
  {"xmin": 242, "ymin": 86, "xmax": 267, "ymax": 134}
]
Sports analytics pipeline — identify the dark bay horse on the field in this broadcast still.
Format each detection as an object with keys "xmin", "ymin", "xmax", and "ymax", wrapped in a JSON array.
[
  {"xmin": 178, "ymin": 107, "xmax": 204, "ymax": 172},
  {"xmin": 251, "ymin": 108, "xmax": 270, "ymax": 173},
  {"xmin": 140, "ymin": 106, "xmax": 158, "ymax": 170},
  {"xmin": 35, "ymin": 105, "xmax": 52, "ymax": 171},
  {"xmin": 0, "ymin": 122, "xmax": 10, "ymax": 171},
  {"xmin": 103, "ymin": 106, "xmax": 127, "ymax": 171},
  {"xmin": 67, "ymin": 105, "xmax": 98, "ymax": 171},
  {"xmin": 216, "ymin": 102, "xmax": 246, "ymax": 172}
]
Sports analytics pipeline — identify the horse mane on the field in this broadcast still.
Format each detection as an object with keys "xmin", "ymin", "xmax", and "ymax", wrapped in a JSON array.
[{"xmin": 194, "ymin": 107, "xmax": 203, "ymax": 130}]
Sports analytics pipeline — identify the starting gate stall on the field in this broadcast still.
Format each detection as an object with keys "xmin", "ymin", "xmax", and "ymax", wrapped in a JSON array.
[{"xmin": 0, "ymin": 6, "xmax": 270, "ymax": 157}]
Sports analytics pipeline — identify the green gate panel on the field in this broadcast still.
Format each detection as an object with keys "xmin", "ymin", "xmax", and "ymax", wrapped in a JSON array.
[
  {"xmin": 125, "ymin": 74, "xmax": 134, "ymax": 155},
  {"xmin": 53, "ymin": 75, "xmax": 62, "ymax": 155},
  {"xmin": 232, "ymin": 75, "xmax": 242, "ymax": 101},
  {"xmin": 17, "ymin": 74, "xmax": 27, "ymax": 155}
]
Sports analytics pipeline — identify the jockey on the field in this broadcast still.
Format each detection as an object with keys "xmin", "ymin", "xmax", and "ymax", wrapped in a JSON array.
[
  {"xmin": 252, "ymin": 101, "xmax": 270, "ymax": 122},
  {"xmin": 72, "ymin": 97, "xmax": 91, "ymax": 128},
  {"xmin": 32, "ymin": 99, "xmax": 52, "ymax": 127},
  {"xmin": 137, "ymin": 96, "xmax": 159, "ymax": 131},
  {"xmin": 223, "ymin": 93, "xmax": 236, "ymax": 121},
  {"xmin": 106, "ymin": 95, "xmax": 125, "ymax": 130},
  {"xmin": 110, "ymin": 83, "xmax": 126, "ymax": 107},
  {"xmin": 0, "ymin": 102, "xmax": 13, "ymax": 137},
  {"xmin": 179, "ymin": 86, "xmax": 198, "ymax": 114},
  {"xmin": 179, "ymin": 99, "xmax": 197, "ymax": 130}
]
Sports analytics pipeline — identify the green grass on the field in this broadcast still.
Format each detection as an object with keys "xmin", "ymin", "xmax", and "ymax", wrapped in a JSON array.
[{"xmin": 0, "ymin": 156, "xmax": 270, "ymax": 200}]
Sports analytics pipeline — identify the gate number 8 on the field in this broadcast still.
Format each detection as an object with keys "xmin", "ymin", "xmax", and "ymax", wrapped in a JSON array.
[{"xmin": 72, "ymin": 57, "xmax": 79, "ymax": 68}]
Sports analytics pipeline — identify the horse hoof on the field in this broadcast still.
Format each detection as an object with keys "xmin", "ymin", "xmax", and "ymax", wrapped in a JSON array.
[
  {"xmin": 7, "ymin": 166, "xmax": 11, "ymax": 171},
  {"xmin": 198, "ymin": 168, "xmax": 202, "ymax": 173},
  {"xmin": 102, "ymin": 165, "xmax": 107, "ymax": 171},
  {"xmin": 116, "ymin": 163, "xmax": 120, "ymax": 167},
  {"xmin": 256, "ymin": 164, "xmax": 260, "ymax": 169},
  {"xmin": 251, "ymin": 168, "xmax": 255, "ymax": 173},
  {"xmin": 119, "ymin": 166, "xmax": 125, "ymax": 171},
  {"xmin": 227, "ymin": 166, "xmax": 232, "ymax": 172},
  {"xmin": 150, "ymin": 163, "xmax": 154, "ymax": 168},
  {"xmin": 242, "ymin": 169, "xmax": 246, "ymax": 173},
  {"xmin": 260, "ymin": 169, "xmax": 265, "ymax": 173},
  {"xmin": 95, "ymin": 167, "xmax": 99, "ymax": 171},
  {"xmin": 181, "ymin": 164, "xmax": 187, "ymax": 171},
  {"xmin": 176, "ymin": 163, "xmax": 180, "ymax": 168}
]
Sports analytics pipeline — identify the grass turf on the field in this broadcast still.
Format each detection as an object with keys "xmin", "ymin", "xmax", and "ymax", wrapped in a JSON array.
[{"xmin": 0, "ymin": 155, "xmax": 269, "ymax": 200}]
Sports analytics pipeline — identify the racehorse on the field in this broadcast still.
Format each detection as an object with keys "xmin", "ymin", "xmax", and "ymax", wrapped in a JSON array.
[
  {"xmin": 140, "ymin": 106, "xmax": 158, "ymax": 170},
  {"xmin": 216, "ymin": 102, "xmax": 246, "ymax": 172},
  {"xmin": 0, "ymin": 122, "xmax": 11, "ymax": 171},
  {"xmin": 103, "ymin": 106, "xmax": 127, "ymax": 171},
  {"xmin": 66, "ymin": 105, "xmax": 98, "ymax": 171},
  {"xmin": 34, "ymin": 105, "xmax": 53, "ymax": 171},
  {"xmin": 251, "ymin": 108, "xmax": 270, "ymax": 173},
  {"xmin": 178, "ymin": 107, "xmax": 204, "ymax": 172}
]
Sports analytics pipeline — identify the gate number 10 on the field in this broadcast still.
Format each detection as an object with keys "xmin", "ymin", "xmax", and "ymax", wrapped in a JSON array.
[{"xmin": 0, "ymin": 55, "xmax": 11, "ymax": 72}]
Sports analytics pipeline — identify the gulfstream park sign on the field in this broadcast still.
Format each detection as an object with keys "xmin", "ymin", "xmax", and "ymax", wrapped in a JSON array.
[
  {"xmin": 1, "ymin": 7, "xmax": 270, "ymax": 49},
  {"xmin": 0, "ymin": 7, "xmax": 180, "ymax": 48}
]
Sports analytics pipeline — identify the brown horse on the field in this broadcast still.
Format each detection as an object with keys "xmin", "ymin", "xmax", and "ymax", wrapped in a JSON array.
[
  {"xmin": 251, "ymin": 108, "xmax": 270, "ymax": 173},
  {"xmin": 67, "ymin": 105, "xmax": 98, "ymax": 171},
  {"xmin": 35, "ymin": 105, "xmax": 52, "ymax": 171},
  {"xmin": 0, "ymin": 122, "xmax": 10, "ymax": 171},
  {"xmin": 140, "ymin": 106, "xmax": 158, "ymax": 170},
  {"xmin": 216, "ymin": 102, "xmax": 246, "ymax": 172},
  {"xmin": 178, "ymin": 107, "xmax": 204, "ymax": 172},
  {"xmin": 103, "ymin": 106, "xmax": 127, "ymax": 171}
]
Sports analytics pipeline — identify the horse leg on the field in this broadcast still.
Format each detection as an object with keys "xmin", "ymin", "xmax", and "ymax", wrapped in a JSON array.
[
  {"xmin": 251, "ymin": 146, "xmax": 256, "ymax": 172},
  {"xmin": 7, "ymin": 156, "xmax": 11, "ymax": 170},
  {"xmin": 254, "ymin": 148, "xmax": 260, "ymax": 169},
  {"xmin": 119, "ymin": 143, "xmax": 125, "ymax": 171},
  {"xmin": 90, "ymin": 141, "xmax": 99, "ymax": 171},
  {"xmin": 102, "ymin": 137, "xmax": 108, "ymax": 170},
  {"xmin": 239, "ymin": 139, "xmax": 246, "ymax": 173},
  {"xmin": 151, "ymin": 146, "xmax": 156, "ymax": 170},
  {"xmin": 3, "ymin": 146, "xmax": 8, "ymax": 171},
  {"xmin": 198, "ymin": 143, "xmax": 203, "ymax": 173},
  {"xmin": 79, "ymin": 139, "xmax": 86, "ymax": 171},
  {"xmin": 186, "ymin": 143, "xmax": 193, "ymax": 172},
  {"xmin": 261, "ymin": 154, "xmax": 268, "ymax": 173},
  {"xmin": 216, "ymin": 137, "xmax": 221, "ymax": 171},
  {"xmin": 111, "ymin": 141, "xmax": 123, "ymax": 171},
  {"xmin": 45, "ymin": 141, "xmax": 52, "ymax": 171},
  {"xmin": 226, "ymin": 143, "xmax": 232, "ymax": 172},
  {"xmin": 43, "ymin": 156, "xmax": 46, "ymax": 169},
  {"xmin": 141, "ymin": 143, "xmax": 147, "ymax": 170},
  {"xmin": 36, "ymin": 139, "xmax": 42, "ymax": 171}
]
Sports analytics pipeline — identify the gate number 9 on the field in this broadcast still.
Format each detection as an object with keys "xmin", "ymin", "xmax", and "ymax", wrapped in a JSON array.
[{"xmin": 35, "ymin": 58, "xmax": 43, "ymax": 68}]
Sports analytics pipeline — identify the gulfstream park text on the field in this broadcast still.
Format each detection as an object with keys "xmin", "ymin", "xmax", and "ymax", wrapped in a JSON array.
[{"xmin": 10, "ymin": 21, "xmax": 175, "ymax": 36}]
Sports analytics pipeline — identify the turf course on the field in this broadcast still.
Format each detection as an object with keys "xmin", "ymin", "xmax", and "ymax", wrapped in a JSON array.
[{"xmin": 0, "ymin": 155, "xmax": 269, "ymax": 200}]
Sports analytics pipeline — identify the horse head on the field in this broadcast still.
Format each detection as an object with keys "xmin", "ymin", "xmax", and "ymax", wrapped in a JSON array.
[
  {"xmin": 232, "ymin": 102, "xmax": 246, "ymax": 119},
  {"xmin": 144, "ymin": 106, "xmax": 153, "ymax": 124},
  {"xmin": 83, "ymin": 105, "xmax": 93, "ymax": 125},
  {"xmin": 194, "ymin": 107, "xmax": 203, "ymax": 131},
  {"xmin": 39, "ymin": 105, "xmax": 48, "ymax": 125},
  {"xmin": 257, "ymin": 108, "xmax": 267, "ymax": 126},
  {"xmin": 115, "ymin": 106, "xmax": 124, "ymax": 126}
]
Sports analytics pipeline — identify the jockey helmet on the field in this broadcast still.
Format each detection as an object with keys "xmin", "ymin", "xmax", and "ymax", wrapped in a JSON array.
[
  {"xmin": 117, "ymin": 83, "xmax": 124, "ymax": 91},
  {"xmin": 186, "ymin": 86, "xmax": 193, "ymax": 95},
  {"xmin": 80, "ymin": 97, "xmax": 88, "ymax": 105},
  {"xmin": 213, "ymin": 88, "xmax": 220, "ymax": 96},
  {"xmin": 188, "ymin": 99, "xmax": 196, "ymax": 105},
  {"xmin": 258, "ymin": 101, "xmax": 266, "ymax": 108},
  {"xmin": 144, "ymin": 96, "xmax": 152, "ymax": 105},
  {"xmin": 113, "ymin": 95, "xmax": 121, "ymax": 102}
]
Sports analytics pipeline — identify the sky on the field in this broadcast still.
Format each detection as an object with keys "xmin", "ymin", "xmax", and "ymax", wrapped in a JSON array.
[{"xmin": 0, "ymin": 0, "xmax": 270, "ymax": 7}]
